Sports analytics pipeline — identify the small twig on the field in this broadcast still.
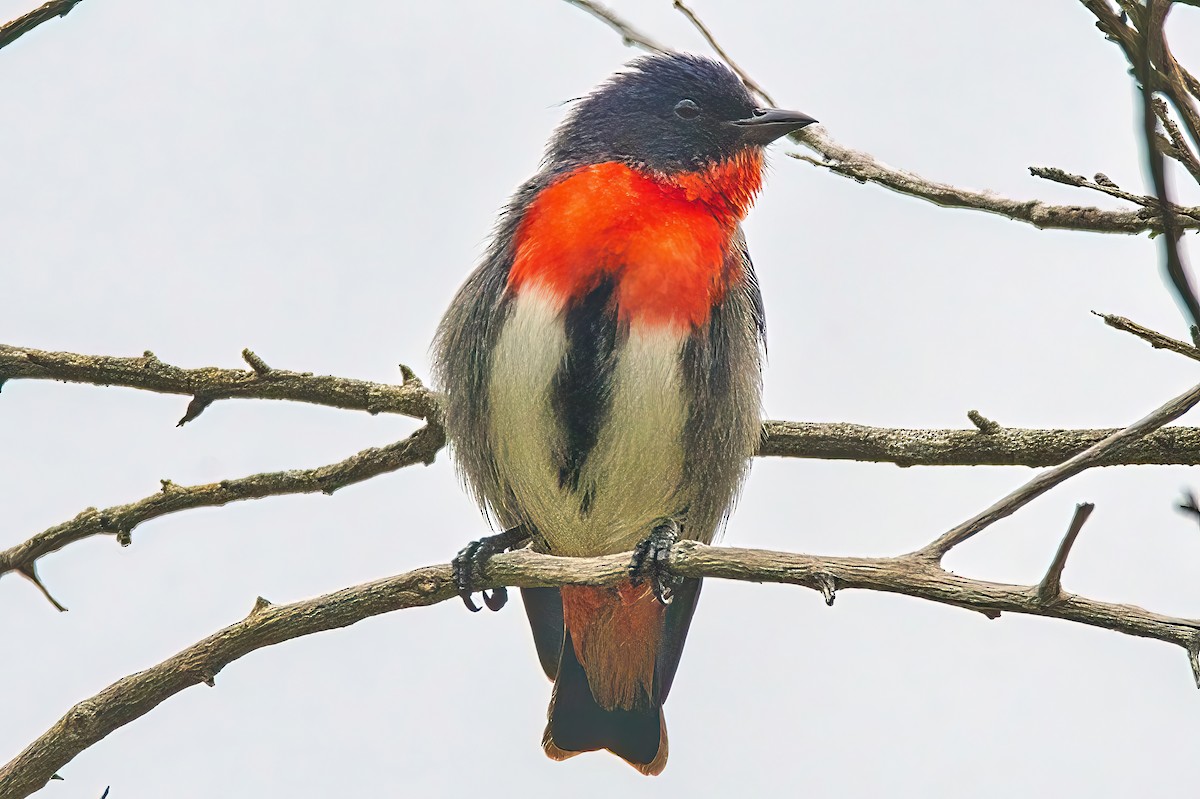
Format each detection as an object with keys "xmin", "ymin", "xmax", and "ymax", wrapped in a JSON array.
[
  {"xmin": 1036, "ymin": 503, "xmax": 1096, "ymax": 605},
  {"xmin": 670, "ymin": 0, "xmax": 775, "ymax": 106},
  {"xmin": 15, "ymin": 564, "xmax": 67, "ymax": 612},
  {"xmin": 1154, "ymin": 96, "xmax": 1200, "ymax": 184},
  {"xmin": 967, "ymin": 410, "xmax": 1002, "ymax": 434},
  {"xmin": 177, "ymin": 396, "xmax": 213, "ymax": 427},
  {"xmin": 240, "ymin": 348, "xmax": 272, "ymax": 376},
  {"xmin": 1029, "ymin": 165, "xmax": 1200, "ymax": 222},
  {"xmin": 920, "ymin": 379, "xmax": 1200, "ymax": 560},
  {"xmin": 1096, "ymin": 311, "xmax": 1200, "ymax": 361},
  {"xmin": 0, "ymin": 0, "xmax": 83, "ymax": 52},
  {"xmin": 1031, "ymin": 166, "xmax": 1150, "ymax": 205},
  {"xmin": 559, "ymin": 0, "xmax": 668, "ymax": 53}
]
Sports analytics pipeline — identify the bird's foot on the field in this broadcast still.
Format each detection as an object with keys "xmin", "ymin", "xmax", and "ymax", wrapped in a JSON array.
[
  {"xmin": 630, "ymin": 519, "xmax": 682, "ymax": 605},
  {"xmin": 452, "ymin": 525, "xmax": 530, "ymax": 612}
]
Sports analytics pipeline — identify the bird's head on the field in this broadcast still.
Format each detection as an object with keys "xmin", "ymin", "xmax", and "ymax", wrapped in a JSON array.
[{"xmin": 546, "ymin": 52, "xmax": 816, "ymax": 176}]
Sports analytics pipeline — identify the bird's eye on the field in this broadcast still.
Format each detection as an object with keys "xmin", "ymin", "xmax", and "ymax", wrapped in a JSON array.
[{"xmin": 673, "ymin": 99, "xmax": 700, "ymax": 120}]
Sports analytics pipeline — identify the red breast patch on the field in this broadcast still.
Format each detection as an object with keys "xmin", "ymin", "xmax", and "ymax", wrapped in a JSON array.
[{"xmin": 507, "ymin": 154, "xmax": 763, "ymax": 329}]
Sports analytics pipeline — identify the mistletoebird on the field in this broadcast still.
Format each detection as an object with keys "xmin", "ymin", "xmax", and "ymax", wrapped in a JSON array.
[{"xmin": 434, "ymin": 52, "xmax": 815, "ymax": 775}]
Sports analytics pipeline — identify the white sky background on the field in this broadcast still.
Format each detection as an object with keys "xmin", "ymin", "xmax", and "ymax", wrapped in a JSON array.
[{"xmin": 3, "ymin": 0, "xmax": 1200, "ymax": 795}]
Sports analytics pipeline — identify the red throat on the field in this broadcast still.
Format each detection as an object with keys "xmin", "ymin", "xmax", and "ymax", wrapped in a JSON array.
[{"xmin": 507, "ymin": 151, "xmax": 764, "ymax": 329}]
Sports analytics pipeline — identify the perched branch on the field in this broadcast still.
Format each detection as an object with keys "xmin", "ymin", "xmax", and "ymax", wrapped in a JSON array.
[
  {"xmin": 0, "ymin": 0, "xmax": 83, "ymax": 52},
  {"xmin": 0, "ymin": 345, "xmax": 439, "ymax": 424},
  {"xmin": 562, "ymin": 0, "xmax": 1200, "ymax": 235},
  {"xmin": 4, "ymin": 538, "xmax": 1198, "ymax": 799},
  {"xmin": 920, "ymin": 379, "xmax": 1200, "ymax": 559},
  {"xmin": 0, "ymin": 425, "xmax": 446, "ymax": 604}
]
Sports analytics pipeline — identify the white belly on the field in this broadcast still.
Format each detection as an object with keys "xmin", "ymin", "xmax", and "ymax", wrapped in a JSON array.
[{"xmin": 488, "ymin": 286, "xmax": 689, "ymax": 556}]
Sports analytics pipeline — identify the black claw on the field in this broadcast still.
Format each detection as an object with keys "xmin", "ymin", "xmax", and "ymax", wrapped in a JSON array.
[
  {"xmin": 630, "ymin": 519, "xmax": 682, "ymax": 605},
  {"xmin": 482, "ymin": 587, "xmax": 508, "ymax": 611},
  {"xmin": 452, "ymin": 526, "xmax": 529, "ymax": 612}
]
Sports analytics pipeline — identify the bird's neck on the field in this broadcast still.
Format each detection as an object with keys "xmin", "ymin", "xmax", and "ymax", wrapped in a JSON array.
[
  {"xmin": 507, "ymin": 156, "xmax": 762, "ymax": 330},
  {"xmin": 657, "ymin": 149, "xmax": 765, "ymax": 221}
]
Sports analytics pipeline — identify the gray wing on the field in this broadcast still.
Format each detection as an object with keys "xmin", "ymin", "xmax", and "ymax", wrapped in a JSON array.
[
  {"xmin": 677, "ymin": 227, "xmax": 765, "ymax": 543},
  {"xmin": 430, "ymin": 175, "xmax": 551, "ymax": 527}
]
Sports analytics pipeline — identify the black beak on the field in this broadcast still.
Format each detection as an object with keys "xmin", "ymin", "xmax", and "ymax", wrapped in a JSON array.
[{"xmin": 730, "ymin": 107, "xmax": 818, "ymax": 145}]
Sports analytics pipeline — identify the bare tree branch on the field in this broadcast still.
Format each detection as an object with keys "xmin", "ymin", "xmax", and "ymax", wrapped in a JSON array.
[
  {"xmin": 919, "ymin": 379, "xmax": 1200, "ymax": 559},
  {"xmin": 0, "ymin": 0, "xmax": 83, "ymax": 53},
  {"xmin": 0, "ymin": 345, "xmax": 439, "ymax": 424},
  {"xmin": 0, "ymin": 425, "xmax": 445, "ymax": 604},
  {"xmin": 4, "ymin": 537, "xmax": 1198, "ymax": 799}
]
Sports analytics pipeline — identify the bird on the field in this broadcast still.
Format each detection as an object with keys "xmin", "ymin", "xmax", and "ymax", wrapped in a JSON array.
[{"xmin": 432, "ymin": 52, "xmax": 815, "ymax": 775}]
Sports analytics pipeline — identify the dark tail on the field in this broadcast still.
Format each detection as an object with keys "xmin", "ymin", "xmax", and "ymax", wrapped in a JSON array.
[
  {"xmin": 543, "ymin": 628, "xmax": 668, "ymax": 775},
  {"xmin": 524, "ymin": 578, "xmax": 702, "ymax": 776}
]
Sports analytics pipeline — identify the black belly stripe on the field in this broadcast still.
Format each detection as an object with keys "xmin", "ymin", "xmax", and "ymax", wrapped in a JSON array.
[{"xmin": 551, "ymin": 276, "xmax": 619, "ymax": 495}]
